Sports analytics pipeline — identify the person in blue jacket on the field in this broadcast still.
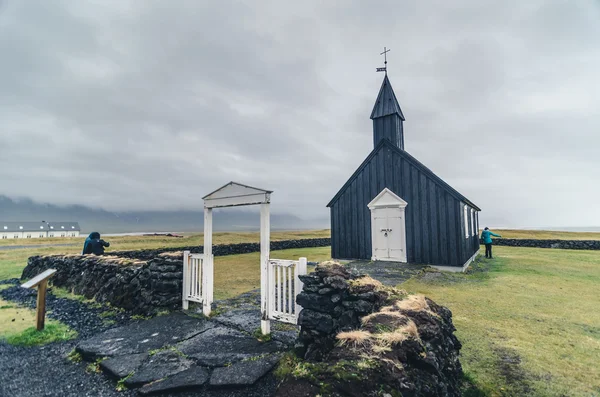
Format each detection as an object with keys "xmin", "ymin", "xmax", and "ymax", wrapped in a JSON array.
[
  {"xmin": 481, "ymin": 227, "xmax": 501, "ymax": 259},
  {"xmin": 82, "ymin": 232, "xmax": 110, "ymax": 255}
]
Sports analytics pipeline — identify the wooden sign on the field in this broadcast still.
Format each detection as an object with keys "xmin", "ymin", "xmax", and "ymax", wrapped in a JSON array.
[{"xmin": 21, "ymin": 269, "xmax": 57, "ymax": 331}]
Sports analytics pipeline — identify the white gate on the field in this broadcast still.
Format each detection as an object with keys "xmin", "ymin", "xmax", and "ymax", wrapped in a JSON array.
[
  {"xmin": 268, "ymin": 257, "xmax": 307, "ymax": 324},
  {"xmin": 182, "ymin": 251, "xmax": 213, "ymax": 315}
]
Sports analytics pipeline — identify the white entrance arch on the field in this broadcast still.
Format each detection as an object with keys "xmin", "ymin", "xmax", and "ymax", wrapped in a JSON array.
[{"xmin": 182, "ymin": 182, "xmax": 272, "ymax": 332}]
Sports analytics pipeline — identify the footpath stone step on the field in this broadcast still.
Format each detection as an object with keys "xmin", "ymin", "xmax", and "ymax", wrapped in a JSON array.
[
  {"xmin": 209, "ymin": 354, "xmax": 282, "ymax": 387},
  {"xmin": 76, "ymin": 313, "xmax": 211, "ymax": 358},
  {"xmin": 138, "ymin": 365, "xmax": 210, "ymax": 395},
  {"xmin": 100, "ymin": 352, "xmax": 148, "ymax": 378},
  {"xmin": 177, "ymin": 326, "xmax": 285, "ymax": 367},
  {"xmin": 124, "ymin": 350, "xmax": 195, "ymax": 388}
]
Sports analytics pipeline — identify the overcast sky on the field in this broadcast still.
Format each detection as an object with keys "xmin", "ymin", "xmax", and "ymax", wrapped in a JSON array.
[{"xmin": 1, "ymin": 0, "xmax": 599, "ymax": 228}]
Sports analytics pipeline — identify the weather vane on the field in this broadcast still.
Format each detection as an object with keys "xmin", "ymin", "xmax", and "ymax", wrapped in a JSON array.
[{"xmin": 376, "ymin": 47, "xmax": 390, "ymax": 74}]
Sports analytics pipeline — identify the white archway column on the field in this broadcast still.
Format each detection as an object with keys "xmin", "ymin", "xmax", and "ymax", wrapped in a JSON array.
[
  {"xmin": 260, "ymin": 202, "xmax": 271, "ymax": 335},
  {"xmin": 202, "ymin": 207, "xmax": 213, "ymax": 316}
]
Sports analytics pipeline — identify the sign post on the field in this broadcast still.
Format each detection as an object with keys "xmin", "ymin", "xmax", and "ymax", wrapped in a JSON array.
[{"xmin": 21, "ymin": 269, "xmax": 57, "ymax": 331}]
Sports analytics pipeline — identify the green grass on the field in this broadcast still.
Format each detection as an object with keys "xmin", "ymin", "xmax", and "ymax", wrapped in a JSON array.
[
  {"xmin": 487, "ymin": 229, "xmax": 600, "ymax": 240},
  {"xmin": 0, "ymin": 296, "xmax": 77, "ymax": 347},
  {"xmin": 213, "ymin": 246, "xmax": 331, "ymax": 300},
  {"xmin": 401, "ymin": 246, "xmax": 600, "ymax": 396},
  {"xmin": 4, "ymin": 323, "xmax": 77, "ymax": 347},
  {"xmin": 0, "ymin": 230, "xmax": 330, "ymax": 281}
]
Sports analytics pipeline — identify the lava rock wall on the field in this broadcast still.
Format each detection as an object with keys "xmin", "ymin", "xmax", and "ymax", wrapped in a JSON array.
[
  {"xmin": 492, "ymin": 238, "xmax": 600, "ymax": 250},
  {"xmin": 109, "ymin": 238, "xmax": 331, "ymax": 260},
  {"xmin": 295, "ymin": 263, "xmax": 388, "ymax": 360},
  {"xmin": 290, "ymin": 262, "xmax": 464, "ymax": 396},
  {"xmin": 20, "ymin": 238, "xmax": 330, "ymax": 315},
  {"xmin": 22, "ymin": 253, "xmax": 183, "ymax": 315}
]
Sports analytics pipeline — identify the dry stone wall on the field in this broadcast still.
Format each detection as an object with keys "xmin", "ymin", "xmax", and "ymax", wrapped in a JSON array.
[
  {"xmin": 21, "ymin": 238, "xmax": 328, "ymax": 315},
  {"xmin": 109, "ymin": 238, "xmax": 331, "ymax": 260},
  {"xmin": 493, "ymin": 238, "xmax": 600, "ymax": 250},
  {"xmin": 289, "ymin": 262, "xmax": 464, "ymax": 396}
]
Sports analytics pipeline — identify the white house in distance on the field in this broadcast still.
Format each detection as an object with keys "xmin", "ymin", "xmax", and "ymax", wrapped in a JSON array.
[{"xmin": 0, "ymin": 221, "xmax": 81, "ymax": 239}]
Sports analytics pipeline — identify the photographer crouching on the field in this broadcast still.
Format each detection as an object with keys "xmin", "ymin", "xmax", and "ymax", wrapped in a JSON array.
[{"xmin": 82, "ymin": 231, "xmax": 110, "ymax": 255}]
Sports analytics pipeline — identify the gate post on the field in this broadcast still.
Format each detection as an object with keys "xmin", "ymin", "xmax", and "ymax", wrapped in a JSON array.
[
  {"xmin": 295, "ymin": 257, "xmax": 307, "ymax": 320},
  {"xmin": 203, "ymin": 208, "xmax": 213, "ymax": 316},
  {"xmin": 260, "ymin": 203, "xmax": 271, "ymax": 335},
  {"xmin": 182, "ymin": 250, "xmax": 190, "ymax": 310}
]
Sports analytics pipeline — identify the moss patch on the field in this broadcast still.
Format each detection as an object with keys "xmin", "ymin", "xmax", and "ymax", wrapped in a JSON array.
[{"xmin": 5, "ymin": 323, "xmax": 77, "ymax": 347}]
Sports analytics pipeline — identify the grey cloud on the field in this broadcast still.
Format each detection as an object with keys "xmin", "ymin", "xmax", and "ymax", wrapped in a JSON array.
[{"xmin": 0, "ymin": 0, "xmax": 599, "ymax": 228}]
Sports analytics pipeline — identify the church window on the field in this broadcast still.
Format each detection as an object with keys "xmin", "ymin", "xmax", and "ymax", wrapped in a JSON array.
[{"xmin": 464, "ymin": 205, "xmax": 469, "ymax": 238}]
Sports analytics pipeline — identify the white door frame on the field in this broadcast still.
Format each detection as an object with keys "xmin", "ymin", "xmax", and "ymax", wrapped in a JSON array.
[{"xmin": 368, "ymin": 188, "xmax": 408, "ymax": 262}]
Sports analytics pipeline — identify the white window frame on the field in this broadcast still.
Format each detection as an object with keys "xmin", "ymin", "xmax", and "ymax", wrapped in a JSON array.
[
  {"xmin": 464, "ymin": 204, "xmax": 469, "ymax": 238},
  {"xmin": 471, "ymin": 209, "xmax": 476, "ymax": 236}
]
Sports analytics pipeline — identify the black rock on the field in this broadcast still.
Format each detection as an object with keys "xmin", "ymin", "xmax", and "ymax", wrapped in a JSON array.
[
  {"xmin": 138, "ymin": 365, "xmax": 210, "ymax": 395},
  {"xmin": 209, "ymin": 354, "xmax": 281, "ymax": 387},
  {"xmin": 297, "ymin": 309, "xmax": 335, "ymax": 333},
  {"xmin": 296, "ymin": 292, "xmax": 336, "ymax": 312},
  {"xmin": 323, "ymin": 276, "xmax": 348, "ymax": 290},
  {"xmin": 124, "ymin": 350, "xmax": 194, "ymax": 388},
  {"xmin": 76, "ymin": 313, "xmax": 209, "ymax": 359},
  {"xmin": 176, "ymin": 326, "xmax": 284, "ymax": 367},
  {"xmin": 100, "ymin": 353, "xmax": 148, "ymax": 378},
  {"xmin": 342, "ymin": 300, "xmax": 373, "ymax": 313}
]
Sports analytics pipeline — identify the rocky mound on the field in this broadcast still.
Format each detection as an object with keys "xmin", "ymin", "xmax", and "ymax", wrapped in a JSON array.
[{"xmin": 278, "ymin": 261, "xmax": 463, "ymax": 397}]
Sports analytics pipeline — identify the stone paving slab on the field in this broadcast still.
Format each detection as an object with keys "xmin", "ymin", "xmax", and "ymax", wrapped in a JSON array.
[
  {"xmin": 213, "ymin": 309, "xmax": 262, "ymax": 334},
  {"xmin": 177, "ymin": 325, "xmax": 285, "ymax": 367},
  {"xmin": 124, "ymin": 350, "xmax": 195, "ymax": 388},
  {"xmin": 76, "ymin": 313, "xmax": 210, "ymax": 358},
  {"xmin": 75, "ymin": 293, "xmax": 291, "ymax": 396},
  {"xmin": 100, "ymin": 352, "xmax": 149, "ymax": 378},
  {"xmin": 139, "ymin": 365, "xmax": 210, "ymax": 395},
  {"xmin": 209, "ymin": 354, "xmax": 282, "ymax": 387}
]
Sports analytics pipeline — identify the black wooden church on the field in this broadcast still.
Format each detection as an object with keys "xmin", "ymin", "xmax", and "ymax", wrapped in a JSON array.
[{"xmin": 327, "ymin": 72, "xmax": 481, "ymax": 270}]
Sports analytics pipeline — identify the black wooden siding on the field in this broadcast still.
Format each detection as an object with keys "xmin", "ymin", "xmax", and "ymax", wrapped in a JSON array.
[
  {"xmin": 329, "ymin": 143, "xmax": 480, "ymax": 267},
  {"xmin": 373, "ymin": 115, "xmax": 404, "ymax": 150}
]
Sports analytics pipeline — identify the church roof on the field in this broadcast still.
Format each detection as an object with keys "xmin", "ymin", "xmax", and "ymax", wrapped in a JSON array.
[
  {"xmin": 327, "ymin": 139, "xmax": 480, "ymax": 211},
  {"xmin": 370, "ymin": 75, "xmax": 405, "ymax": 120}
]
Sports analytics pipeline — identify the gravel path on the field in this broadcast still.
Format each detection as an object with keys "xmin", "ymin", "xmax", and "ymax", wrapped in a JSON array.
[
  {"xmin": 0, "ymin": 279, "xmax": 139, "ymax": 397},
  {"xmin": 0, "ymin": 280, "xmax": 281, "ymax": 397}
]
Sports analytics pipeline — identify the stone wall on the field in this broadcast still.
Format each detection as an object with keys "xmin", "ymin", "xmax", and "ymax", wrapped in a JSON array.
[
  {"xmin": 109, "ymin": 238, "xmax": 331, "ymax": 260},
  {"xmin": 21, "ymin": 238, "xmax": 330, "ymax": 315},
  {"xmin": 288, "ymin": 261, "xmax": 463, "ymax": 396},
  {"xmin": 22, "ymin": 253, "xmax": 183, "ymax": 315},
  {"xmin": 492, "ymin": 238, "xmax": 600, "ymax": 250}
]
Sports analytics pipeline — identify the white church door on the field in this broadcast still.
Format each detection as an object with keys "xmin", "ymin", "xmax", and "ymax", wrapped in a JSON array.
[{"xmin": 368, "ymin": 188, "xmax": 408, "ymax": 262}]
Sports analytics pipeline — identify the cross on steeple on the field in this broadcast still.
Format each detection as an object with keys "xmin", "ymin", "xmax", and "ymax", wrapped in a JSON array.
[{"xmin": 376, "ymin": 47, "xmax": 390, "ymax": 74}]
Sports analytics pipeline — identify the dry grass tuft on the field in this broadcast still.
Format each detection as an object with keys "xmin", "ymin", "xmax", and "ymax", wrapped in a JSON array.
[
  {"xmin": 395, "ymin": 294, "xmax": 430, "ymax": 312},
  {"xmin": 348, "ymin": 276, "xmax": 383, "ymax": 293},
  {"xmin": 159, "ymin": 251, "xmax": 183, "ymax": 258},
  {"xmin": 361, "ymin": 311, "xmax": 407, "ymax": 326},
  {"xmin": 336, "ymin": 330, "xmax": 372, "ymax": 347},
  {"xmin": 374, "ymin": 320, "xmax": 420, "ymax": 347}
]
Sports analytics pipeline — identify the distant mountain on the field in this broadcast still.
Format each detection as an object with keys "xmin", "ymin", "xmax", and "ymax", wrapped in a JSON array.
[{"xmin": 0, "ymin": 195, "xmax": 329, "ymax": 233}]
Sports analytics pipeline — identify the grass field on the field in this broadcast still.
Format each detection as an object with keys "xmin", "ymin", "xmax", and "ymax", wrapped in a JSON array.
[
  {"xmin": 0, "ymin": 230, "xmax": 330, "ymax": 280},
  {"xmin": 2, "ymin": 229, "xmax": 599, "ymax": 395},
  {"xmin": 0, "ymin": 229, "xmax": 331, "ymax": 248},
  {"xmin": 493, "ymin": 229, "xmax": 600, "ymax": 240},
  {"xmin": 401, "ymin": 247, "xmax": 600, "ymax": 396}
]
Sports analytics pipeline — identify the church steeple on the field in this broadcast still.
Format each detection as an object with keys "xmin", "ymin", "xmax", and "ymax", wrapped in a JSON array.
[{"xmin": 370, "ymin": 74, "xmax": 405, "ymax": 150}]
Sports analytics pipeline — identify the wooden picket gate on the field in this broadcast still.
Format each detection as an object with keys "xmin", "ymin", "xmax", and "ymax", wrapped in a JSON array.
[
  {"xmin": 267, "ymin": 257, "xmax": 307, "ymax": 324},
  {"xmin": 182, "ymin": 251, "xmax": 213, "ymax": 315}
]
